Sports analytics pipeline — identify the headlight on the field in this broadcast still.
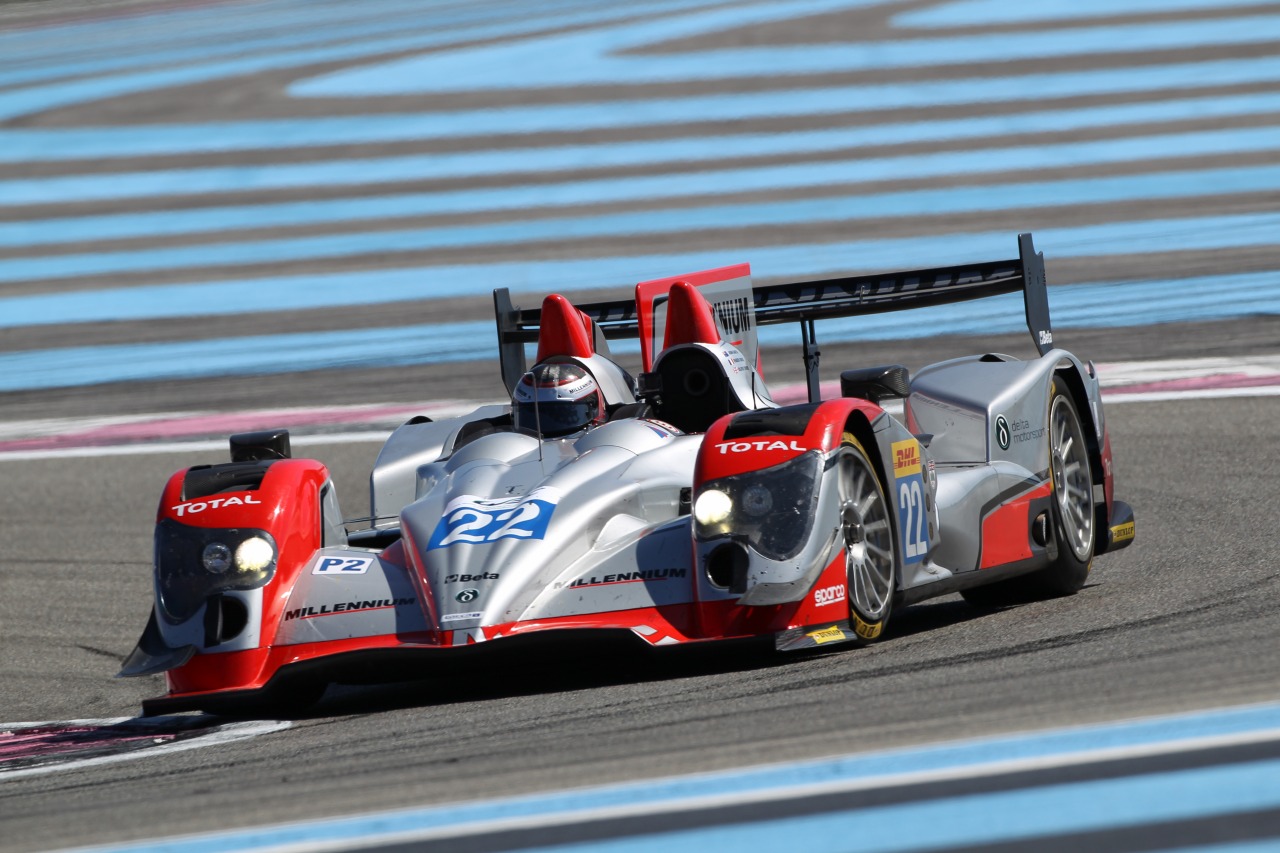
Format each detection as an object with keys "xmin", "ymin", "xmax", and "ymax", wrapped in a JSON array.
[
  {"xmin": 155, "ymin": 519, "xmax": 278, "ymax": 624},
  {"xmin": 693, "ymin": 489, "xmax": 732, "ymax": 525},
  {"xmin": 694, "ymin": 451, "xmax": 823, "ymax": 561},
  {"xmin": 202, "ymin": 542, "xmax": 232, "ymax": 573}
]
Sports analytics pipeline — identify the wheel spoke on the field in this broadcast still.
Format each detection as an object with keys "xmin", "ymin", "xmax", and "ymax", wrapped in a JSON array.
[
  {"xmin": 866, "ymin": 542, "xmax": 893, "ymax": 561},
  {"xmin": 840, "ymin": 444, "xmax": 895, "ymax": 624}
]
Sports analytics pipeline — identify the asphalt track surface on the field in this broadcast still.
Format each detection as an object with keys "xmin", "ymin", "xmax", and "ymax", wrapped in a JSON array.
[{"xmin": 2, "ymin": 0, "xmax": 1280, "ymax": 851}]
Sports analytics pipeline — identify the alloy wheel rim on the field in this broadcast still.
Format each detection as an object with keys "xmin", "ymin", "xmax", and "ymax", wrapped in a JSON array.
[
  {"xmin": 839, "ymin": 449, "xmax": 895, "ymax": 621},
  {"xmin": 1050, "ymin": 396, "xmax": 1094, "ymax": 561}
]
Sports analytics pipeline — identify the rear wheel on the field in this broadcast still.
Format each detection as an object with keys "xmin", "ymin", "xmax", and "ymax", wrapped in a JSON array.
[
  {"xmin": 838, "ymin": 433, "xmax": 896, "ymax": 643},
  {"xmin": 962, "ymin": 384, "xmax": 1095, "ymax": 607},
  {"xmin": 1037, "ymin": 386, "xmax": 1095, "ymax": 594}
]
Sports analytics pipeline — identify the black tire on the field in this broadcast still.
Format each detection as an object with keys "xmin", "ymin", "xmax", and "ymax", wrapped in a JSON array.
[
  {"xmin": 961, "ymin": 383, "xmax": 1095, "ymax": 607},
  {"xmin": 1033, "ymin": 385, "xmax": 1096, "ymax": 595},
  {"xmin": 837, "ymin": 432, "xmax": 896, "ymax": 643}
]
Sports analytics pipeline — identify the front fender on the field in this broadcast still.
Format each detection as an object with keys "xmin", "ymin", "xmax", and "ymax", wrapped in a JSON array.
[{"xmin": 121, "ymin": 458, "xmax": 331, "ymax": 695}]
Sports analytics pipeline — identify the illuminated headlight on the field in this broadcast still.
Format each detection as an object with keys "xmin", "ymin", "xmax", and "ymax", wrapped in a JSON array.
[
  {"xmin": 155, "ymin": 520, "xmax": 278, "ymax": 624},
  {"xmin": 694, "ymin": 451, "xmax": 823, "ymax": 561},
  {"xmin": 693, "ymin": 489, "xmax": 732, "ymax": 525},
  {"xmin": 235, "ymin": 537, "xmax": 274, "ymax": 573}
]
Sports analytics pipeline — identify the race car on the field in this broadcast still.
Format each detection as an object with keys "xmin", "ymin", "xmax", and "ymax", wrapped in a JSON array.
[{"xmin": 119, "ymin": 233, "xmax": 1135, "ymax": 715}]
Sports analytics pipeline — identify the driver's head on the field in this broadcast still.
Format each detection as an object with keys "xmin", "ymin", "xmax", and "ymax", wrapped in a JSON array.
[{"xmin": 512, "ymin": 362, "xmax": 605, "ymax": 438}]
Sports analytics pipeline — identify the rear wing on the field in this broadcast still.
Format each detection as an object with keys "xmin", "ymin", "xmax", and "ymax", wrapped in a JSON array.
[{"xmin": 494, "ymin": 232, "xmax": 1053, "ymax": 402}]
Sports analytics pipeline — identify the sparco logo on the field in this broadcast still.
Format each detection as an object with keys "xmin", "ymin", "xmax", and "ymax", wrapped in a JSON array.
[
  {"xmin": 814, "ymin": 585, "xmax": 846, "ymax": 607},
  {"xmin": 171, "ymin": 494, "xmax": 261, "ymax": 517},
  {"xmin": 455, "ymin": 588, "xmax": 480, "ymax": 603},
  {"xmin": 715, "ymin": 439, "xmax": 804, "ymax": 454}
]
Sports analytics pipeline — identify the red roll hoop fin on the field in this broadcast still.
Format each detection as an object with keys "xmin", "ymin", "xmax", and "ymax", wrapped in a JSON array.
[
  {"xmin": 662, "ymin": 281, "xmax": 722, "ymax": 350},
  {"xmin": 536, "ymin": 293, "xmax": 598, "ymax": 362}
]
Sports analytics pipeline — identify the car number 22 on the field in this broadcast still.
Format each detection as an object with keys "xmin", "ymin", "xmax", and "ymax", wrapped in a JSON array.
[
  {"xmin": 896, "ymin": 474, "xmax": 929, "ymax": 563},
  {"xmin": 427, "ymin": 489, "xmax": 559, "ymax": 550}
]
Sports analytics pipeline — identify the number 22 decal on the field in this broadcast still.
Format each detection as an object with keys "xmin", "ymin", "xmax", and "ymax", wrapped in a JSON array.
[
  {"xmin": 427, "ymin": 489, "xmax": 560, "ymax": 550},
  {"xmin": 897, "ymin": 476, "xmax": 929, "ymax": 563}
]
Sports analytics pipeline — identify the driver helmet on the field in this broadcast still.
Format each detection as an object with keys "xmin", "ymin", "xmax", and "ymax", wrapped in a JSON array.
[{"xmin": 512, "ymin": 362, "xmax": 605, "ymax": 438}]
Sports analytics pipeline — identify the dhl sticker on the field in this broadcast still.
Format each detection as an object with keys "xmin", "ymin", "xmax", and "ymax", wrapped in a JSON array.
[
  {"xmin": 892, "ymin": 439, "xmax": 921, "ymax": 478},
  {"xmin": 807, "ymin": 625, "xmax": 847, "ymax": 645},
  {"xmin": 1111, "ymin": 521, "xmax": 1135, "ymax": 543}
]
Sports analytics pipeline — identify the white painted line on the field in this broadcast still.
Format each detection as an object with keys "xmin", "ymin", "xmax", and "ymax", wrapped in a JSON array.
[{"xmin": 0, "ymin": 718, "xmax": 290, "ymax": 782}]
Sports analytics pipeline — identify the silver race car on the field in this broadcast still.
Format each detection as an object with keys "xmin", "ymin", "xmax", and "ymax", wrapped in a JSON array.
[{"xmin": 120, "ymin": 233, "xmax": 1135, "ymax": 714}]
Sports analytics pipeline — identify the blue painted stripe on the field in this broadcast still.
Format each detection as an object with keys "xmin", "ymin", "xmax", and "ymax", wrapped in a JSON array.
[
  {"xmin": 0, "ymin": 0, "xmax": 726, "ymax": 123},
  {"xmin": 64, "ymin": 701, "xmax": 1280, "ymax": 853},
  {"xmin": 1, "ymin": 215, "xmax": 1277, "ymax": 331},
  {"xmin": 0, "ymin": 0, "xmax": 504, "ymax": 88},
  {"xmin": 7, "ymin": 163, "xmax": 1280, "ymax": 282},
  {"xmin": 5, "ymin": 121, "xmax": 1279, "ymax": 208},
  {"xmin": 8, "ymin": 57, "xmax": 1280, "ymax": 162},
  {"xmin": 512, "ymin": 759, "xmax": 1280, "ymax": 853},
  {"xmin": 296, "ymin": 12, "xmax": 1280, "ymax": 94},
  {"xmin": 898, "ymin": 0, "xmax": 1280, "ymax": 27},
  {"xmin": 2, "ymin": 271, "xmax": 1275, "ymax": 392}
]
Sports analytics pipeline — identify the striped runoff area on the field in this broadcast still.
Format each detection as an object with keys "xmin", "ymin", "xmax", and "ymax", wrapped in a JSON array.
[
  {"xmin": 2, "ymin": 0, "xmax": 1278, "ymax": 397},
  {"xmin": 52, "ymin": 700, "xmax": 1280, "ymax": 852}
]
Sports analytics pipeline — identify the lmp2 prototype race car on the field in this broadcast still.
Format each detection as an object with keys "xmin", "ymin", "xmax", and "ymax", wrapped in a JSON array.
[{"xmin": 120, "ymin": 233, "xmax": 1135, "ymax": 715}]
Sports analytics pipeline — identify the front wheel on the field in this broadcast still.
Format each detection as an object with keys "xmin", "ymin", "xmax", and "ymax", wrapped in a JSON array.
[{"xmin": 837, "ymin": 433, "xmax": 896, "ymax": 643}]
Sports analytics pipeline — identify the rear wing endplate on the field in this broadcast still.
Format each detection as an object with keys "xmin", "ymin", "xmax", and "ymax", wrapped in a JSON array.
[{"xmin": 495, "ymin": 232, "xmax": 1054, "ymax": 399}]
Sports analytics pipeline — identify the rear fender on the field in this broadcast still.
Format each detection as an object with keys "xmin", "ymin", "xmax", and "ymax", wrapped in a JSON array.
[{"xmin": 1051, "ymin": 359, "xmax": 1113, "ymax": 522}]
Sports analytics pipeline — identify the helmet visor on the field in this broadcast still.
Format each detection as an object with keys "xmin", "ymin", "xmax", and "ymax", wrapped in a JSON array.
[{"xmin": 514, "ymin": 399, "xmax": 599, "ymax": 438}]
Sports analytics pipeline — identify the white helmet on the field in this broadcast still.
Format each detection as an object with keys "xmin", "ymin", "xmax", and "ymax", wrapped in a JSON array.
[{"xmin": 513, "ymin": 362, "xmax": 605, "ymax": 438}]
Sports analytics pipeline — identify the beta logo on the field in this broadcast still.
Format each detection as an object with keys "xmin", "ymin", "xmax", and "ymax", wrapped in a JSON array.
[
  {"xmin": 715, "ymin": 439, "xmax": 804, "ymax": 454},
  {"xmin": 313, "ymin": 556, "xmax": 374, "ymax": 575},
  {"xmin": 814, "ymin": 584, "xmax": 846, "ymax": 607},
  {"xmin": 444, "ymin": 572, "xmax": 499, "ymax": 583},
  {"xmin": 171, "ymin": 494, "xmax": 261, "ymax": 517},
  {"xmin": 1039, "ymin": 330, "xmax": 1054, "ymax": 346}
]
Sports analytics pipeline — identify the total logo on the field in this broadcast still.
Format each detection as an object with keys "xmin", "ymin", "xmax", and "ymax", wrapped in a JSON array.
[
  {"xmin": 715, "ymin": 439, "xmax": 805, "ymax": 454},
  {"xmin": 814, "ymin": 584, "xmax": 846, "ymax": 607},
  {"xmin": 171, "ymin": 494, "xmax": 261, "ymax": 517}
]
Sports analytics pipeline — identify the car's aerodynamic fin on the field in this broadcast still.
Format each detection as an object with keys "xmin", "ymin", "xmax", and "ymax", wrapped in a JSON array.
[
  {"xmin": 661, "ymin": 281, "xmax": 721, "ymax": 349},
  {"xmin": 635, "ymin": 263, "xmax": 756, "ymax": 372},
  {"xmin": 535, "ymin": 293, "xmax": 598, "ymax": 363},
  {"xmin": 494, "ymin": 232, "xmax": 1053, "ymax": 398}
]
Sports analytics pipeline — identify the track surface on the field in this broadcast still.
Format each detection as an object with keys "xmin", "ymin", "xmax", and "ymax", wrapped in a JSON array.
[
  {"xmin": 1, "ymin": 395, "xmax": 1278, "ymax": 851},
  {"xmin": 2, "ymin": 0, "xmax": 1280, "ymax": 850}
]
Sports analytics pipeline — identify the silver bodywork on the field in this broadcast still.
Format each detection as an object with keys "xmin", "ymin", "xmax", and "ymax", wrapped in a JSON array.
[{"xmin": 272, "ymin": 348, "xmax": 1106, "ymax": 650}]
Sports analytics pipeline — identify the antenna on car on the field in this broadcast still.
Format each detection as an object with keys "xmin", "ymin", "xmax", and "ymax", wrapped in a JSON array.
[{"xmin": 521, "ymin": 370, "xmax": 545, "ymax": 465}]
